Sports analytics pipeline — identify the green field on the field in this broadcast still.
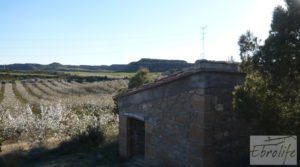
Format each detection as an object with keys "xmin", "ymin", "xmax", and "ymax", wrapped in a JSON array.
[
  {"xmin": 0, "ymin": 70, "xmax": 161, "ymax": 81},
  {"xmin": 0, "ymin": 71, "xmax": 60, "ymax": 82},
  {"xmin": 63, "ymin": 71, "xmax": 135, "ymax": 78},
  {"xmin": 0, "ymin": 71, "xmax": 57, "ymax": 77},
  {"xmin": 63, "ymin": 71, "xmax": 161, "ymax": 79}
]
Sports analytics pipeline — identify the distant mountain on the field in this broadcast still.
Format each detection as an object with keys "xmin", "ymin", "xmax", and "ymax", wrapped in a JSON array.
[
  {"xmin": 0, "ymin": 58, "xmax": 193, "ymax": 72},
  {"xmin": 125, "ymin": 58, "xmax": 192, "ymax": 72}
]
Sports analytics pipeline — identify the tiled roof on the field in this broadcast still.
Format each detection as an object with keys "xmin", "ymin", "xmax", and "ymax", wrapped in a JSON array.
[{"xmin": 118, "ymin": 60, "xmax": 241, "ymax": 98}]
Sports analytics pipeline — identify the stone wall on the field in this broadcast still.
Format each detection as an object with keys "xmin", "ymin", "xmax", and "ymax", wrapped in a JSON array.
[{"xmin": 118, "ymin": 63, "xmax": 248, "ymax": 167}]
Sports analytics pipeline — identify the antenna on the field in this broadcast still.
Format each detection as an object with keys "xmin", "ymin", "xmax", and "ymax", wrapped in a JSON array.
[{"xmin": 200, "ymin": 26, "xmax": 207, "ymax": 59}]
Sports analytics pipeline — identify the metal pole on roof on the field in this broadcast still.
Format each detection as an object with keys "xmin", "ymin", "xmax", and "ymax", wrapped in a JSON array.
[{"xmin": 201, "ymin": 26, "xmax": 207, "ymax": 60}]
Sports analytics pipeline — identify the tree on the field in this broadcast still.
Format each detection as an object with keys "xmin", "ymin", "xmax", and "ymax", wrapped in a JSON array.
[
  {"xmin": 233, "ymin": 0, "xmax": 300, "ymax": 134},
  {"xmin": 128, "ymin": 68, "xmax": 154, "ymax": 89},
  {"xmin": 238, "ymin": 30, "xmax": 260, "ymax": 73},
  {"xmin": 253, "ymin": 1, "xmax": 300, "ymax": 84}
]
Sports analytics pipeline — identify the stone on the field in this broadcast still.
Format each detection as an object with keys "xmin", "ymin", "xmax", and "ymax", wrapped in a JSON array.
[
  {"xmin": 196, "ymin": 89, "xmax": 205, "ymax": 95},
  {"xmin": 215, "ymin": 104, "xmax": 224, "ymax": 111},
  {"xmin": 189, "ymin": 155, "xmax": 203, "ymax": 167},
  {"xmin": 191, "ymin": 95, "xmax": 205, "ymax": 111},
  {"xmin": 117, "ymin": 62, "xmax": 247, "ymax": 166},
  {"xmin": 189, "ymin": 126, "xmax": 204, "ymax": 141},
  {"xmin": 173, "ymin": 103, "xmax": 184, "ymax": 112},
  {"xmin": 175, "ymin": 114, "xmax": 189, "ymax": 126}
]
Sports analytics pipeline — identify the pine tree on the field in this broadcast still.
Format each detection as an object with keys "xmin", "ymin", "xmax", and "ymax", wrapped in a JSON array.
[{"xmin": 234, "ymin": 0, "xmax": 300, "ymax": 134}]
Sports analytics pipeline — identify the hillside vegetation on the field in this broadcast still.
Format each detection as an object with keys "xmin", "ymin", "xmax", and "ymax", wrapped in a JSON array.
[{"xmin": 0, "ymin": 58, "xmax": 193, "ymax": 72}]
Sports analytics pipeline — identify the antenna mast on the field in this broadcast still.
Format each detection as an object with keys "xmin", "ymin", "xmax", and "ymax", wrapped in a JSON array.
[{"xmin": 200, "ymin": 26, "xmax": 207, "ymax": 59}]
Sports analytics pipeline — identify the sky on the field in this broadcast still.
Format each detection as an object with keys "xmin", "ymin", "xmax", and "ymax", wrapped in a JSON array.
[{"xmin": 0, "ymin": 0, "xmax": 286, "ymax": 65}]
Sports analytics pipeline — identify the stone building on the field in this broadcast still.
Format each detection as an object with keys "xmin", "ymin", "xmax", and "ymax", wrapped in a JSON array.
[{"xmin": 117, "ymin": 60, "xmax": 248, "ymax": 167}]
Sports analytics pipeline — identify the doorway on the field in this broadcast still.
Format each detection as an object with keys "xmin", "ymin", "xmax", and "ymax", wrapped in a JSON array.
[{"xmin": 127, "ymin": 117, "xmax": 145, "ymax": 157}]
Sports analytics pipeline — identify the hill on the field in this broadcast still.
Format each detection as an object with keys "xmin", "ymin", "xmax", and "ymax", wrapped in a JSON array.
[{"xmin": 0, "ymin": 59, "xmax": 193, "ymax": 72}]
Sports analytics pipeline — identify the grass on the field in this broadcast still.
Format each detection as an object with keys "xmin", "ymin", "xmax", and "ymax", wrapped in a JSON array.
[
  {"xmin": 0, "ymin": 126, "xmax": 122, "ymax": 167},
  {"xmin": 0, "ymin": 71, "xmax": 56, "ymax": 77},
  {"xmin": 0, "ymin": 83, "xmax": 4, "ymax": 103},
  {"xmin": 64, "ymin": 71, "xmax": 135, "ymax": 79},
  {"xmin": 39, "ymin": 81, "xmax": 65, "ymax": 95},
  {"xmin": 23, "ymin": 83, "xmax": 44, "ymax": 100},
  {"xmin": 0, "ymin": 71, "xmax": 59, "ymax": 82},
  {"xmin": 33, "ymin": 83, "xmax": 53, "ymax": 97},
  {"xmin": 12, "ymin": 82, "xmax": 27, "ymax": 104},
  {"xmin": 1, "ymin": 70, "xmax": 161, "ymax": 83},
  {"xmin": 12, "ymin": 82, "xmax": 41, "ymax": 115},
  {"xmin": 0, "ymin": 77, "xmax": 127, "ymax": 166},
  {"xmin": 64, "ymin": 71, "xmax": 161, "ymax": 80}
]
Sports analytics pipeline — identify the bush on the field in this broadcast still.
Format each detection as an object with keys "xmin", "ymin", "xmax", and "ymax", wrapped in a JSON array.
[
  {"xmin": 128, "ymin": 68, "xmax": 154, "ymax": 89},
  {"xmin": 58, "ymin": 125, "xmax": 105, "ymax": 153}
]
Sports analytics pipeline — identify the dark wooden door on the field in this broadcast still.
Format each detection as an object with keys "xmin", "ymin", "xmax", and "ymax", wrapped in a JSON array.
[{"xmin": 128, "ymin": 118, "xmax": 145, "ymax": 157}]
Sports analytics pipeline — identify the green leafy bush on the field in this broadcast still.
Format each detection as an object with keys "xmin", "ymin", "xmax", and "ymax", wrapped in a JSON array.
[{"xmin": 128, "ymin": 68, "xmax": 154, "ymax": 89}]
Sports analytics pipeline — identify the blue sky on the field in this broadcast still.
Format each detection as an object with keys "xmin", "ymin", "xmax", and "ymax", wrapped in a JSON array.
[{"xmin": 0, "ymin": 0, "xmax": 285, "ymax": 65}]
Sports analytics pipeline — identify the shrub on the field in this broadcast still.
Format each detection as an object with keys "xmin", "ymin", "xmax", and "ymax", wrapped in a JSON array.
[{"xmin": 128, "ymin": 68, "xmax": 154, "ymax": 89}]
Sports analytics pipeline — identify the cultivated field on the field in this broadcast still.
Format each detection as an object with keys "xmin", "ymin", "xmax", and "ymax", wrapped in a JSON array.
[
  {"xmin": 64, "ymin": 71, "xmax": 161, "ymax": 79},
  {"xmin": 0, "ymin": 78, "xmax": 128, "ymax": 154},
  {"xmin": 63, "ymin": 71, "xmax": 135, "ymax": 79}
]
